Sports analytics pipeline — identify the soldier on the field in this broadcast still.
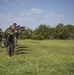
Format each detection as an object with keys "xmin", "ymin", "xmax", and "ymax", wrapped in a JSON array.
[
  {"xmin": 0, "ymin": 28, "xmax": 3, "ymax": 48},
  {"xmin": 13, "ymin": 23, "xmax": 18, "ymax": 46},
  {"xmin": 4, "ymin": 25, "xmax": 17, "ymax": 56}
]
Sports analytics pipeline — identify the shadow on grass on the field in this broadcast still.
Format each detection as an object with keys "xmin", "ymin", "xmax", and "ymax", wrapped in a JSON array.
[
  {"xmin": 0, "ymin": 46, "xmax": 5, "ymax": 48},
  {"xmin": 16, "ymin": 45, "xmax": 29, "ymax": 49},
  {"xmin": 14, "ymin": 45, "xmax": 30, "ymax": 55}
]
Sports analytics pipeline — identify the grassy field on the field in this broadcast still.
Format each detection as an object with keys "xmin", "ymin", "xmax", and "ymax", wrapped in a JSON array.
[{"xmin": 0, "ymin": 40, "xmax": 74, "ymax": 75}]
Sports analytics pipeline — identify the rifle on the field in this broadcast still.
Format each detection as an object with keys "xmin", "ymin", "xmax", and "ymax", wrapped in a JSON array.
[{"xmin": 16, "ymin": 25, "xmax": 25, "ymax": 32}]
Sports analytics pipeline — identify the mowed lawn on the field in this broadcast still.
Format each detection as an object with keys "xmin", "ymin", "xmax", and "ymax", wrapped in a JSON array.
[{"xmin": 0, "ymin": 40, "xmax": 74, "ymax": 75}]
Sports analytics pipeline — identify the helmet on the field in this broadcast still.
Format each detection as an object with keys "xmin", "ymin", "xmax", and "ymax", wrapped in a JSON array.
[{"xmin": 13, "ymin": 23, "xmax": 17, "ymax": 27}]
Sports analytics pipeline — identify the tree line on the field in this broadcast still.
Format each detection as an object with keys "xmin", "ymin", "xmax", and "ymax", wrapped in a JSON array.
[{"xmin": 19, "ymin": 23, "xmax": 74, "ymax": 40}]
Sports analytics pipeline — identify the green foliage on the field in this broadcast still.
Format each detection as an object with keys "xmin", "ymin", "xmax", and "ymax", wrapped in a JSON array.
[
  {"xmin": 9, "ymin": 23, "xmax": 74, "ymax": 40},
  {"xmin": 0, "ymin": 40, "xmax": 74, "ymax": 75},
  {"xmin": 31, "ymin": 24, "xmax": 50, "ymax": 40},
  {"xmin": 19, "ymin": 28, "xmax": 32, "ymax": 39},
  {"xmin": 54, "ymin": 23, "xmax": 64, "ymax": 39}
]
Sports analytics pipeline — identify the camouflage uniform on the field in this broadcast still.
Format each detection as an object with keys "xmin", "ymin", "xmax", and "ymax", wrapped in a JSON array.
[
  {"xmin": 4, "ymin": 28, "xmax": 17, "ymax": 56},
  {"xmin": 0, "ymin": 29, "xmax": 3, "ymax": 47},
  {"xmin": 13, "ymin": 23, "xmax": 18, "ymax": 46}
]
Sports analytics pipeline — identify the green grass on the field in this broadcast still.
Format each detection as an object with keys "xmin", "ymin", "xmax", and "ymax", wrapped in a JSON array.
[{"xmin": 0, "ymin": 40, "xmax": 74, "ymax": 75}]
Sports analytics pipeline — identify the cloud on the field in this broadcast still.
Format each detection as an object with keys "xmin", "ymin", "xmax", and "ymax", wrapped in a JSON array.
[
  {"xmin": 3, "ymin": 0, "xmax": 27, "ymax": 6},
  {"xmin": 19, "ymin": 8, "xmax": 43, "ymax": 17},
  {"xmin": 16, "ymin": 0, "xmax": 28, "ymax": 6},
  {"xmin": 31, "ymin": 8, "xmax": 43, "ymax": 14},
  {"xmin": 39, "ymin": 12, "xmax": 66, "ymax": 26},
  {"xmin": 0, "ymin": 13, "xmax": 6, "ymax": 19},
  {"xmin": 44, "ymin": 12, "xmax": 65, "ymax": 20},
  {"xmin": 13, "ymin": 17, "xmax": 34, "ymax": 21},
  {"xmin": 4, "ymin": 0, "xmax": 9, "ymax": 3}
]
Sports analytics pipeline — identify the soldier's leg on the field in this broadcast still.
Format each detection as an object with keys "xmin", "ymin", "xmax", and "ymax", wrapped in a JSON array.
[
  {"xmin": 0, "ymin": 41, "xmax": 2, "ymax": 51},
  {"xmin": 0, "ymin": 39, "xmax": 2, "ymax": 47},
  {"xmin": 6, "ymin": 44, "xmax": 10, "ymax": 55},
  {"xmin": 6, "ymin": 42, "xmax": 12, "ymax": 56},
  {"xmin": 16, "ymin": 39, "xmax": 18, "ymax": 46},
  {"xmin": 11, "ymin": 41, "xmax": 14, "ymax": 53},
  {"xmin": 0, "ymin": 42, "xmax": 1, "ymax": 47},
  {"xmin": 8, "ymin": 45, "xmax": 12, "ymax": 56},
  {"xmin": 13, "ymin": 37, "xmax": 17, "ymax": 52},
  {"xmin": 6, "ymin": 45, "xmax": 9, "ymax": 55}
]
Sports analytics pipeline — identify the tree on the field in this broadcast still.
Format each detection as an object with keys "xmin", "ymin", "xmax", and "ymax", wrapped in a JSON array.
[
  {"xmin": 62, "ymin": 24, "xmax": 74, "ymax": 39},
  {"xmin": 54, "ymin": 23, "xmax": 64, "ymax": 39},
  {"xmin": 18, "ymin": 23, "xmax": 74, "ymax": 40},
  {"xmin": 32, "ymin": 24, "xmax": 50, "ymax": 40}
]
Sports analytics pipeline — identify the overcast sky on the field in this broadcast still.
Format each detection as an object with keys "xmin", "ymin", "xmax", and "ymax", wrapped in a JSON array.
[{"xmin": 0, "ymin": 0, "xmax": 74, "ymax": 31}]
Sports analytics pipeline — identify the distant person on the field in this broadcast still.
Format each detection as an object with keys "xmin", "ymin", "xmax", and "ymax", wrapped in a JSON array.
[{"xmin": 0, "ymin": 28, "xmax": 3, "ymax": 48}]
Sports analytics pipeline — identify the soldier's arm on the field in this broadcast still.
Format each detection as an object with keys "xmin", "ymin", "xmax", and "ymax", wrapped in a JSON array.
[{"xmin": 6, "ymin": 29, "xmax": 15, "ymax": 35}]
